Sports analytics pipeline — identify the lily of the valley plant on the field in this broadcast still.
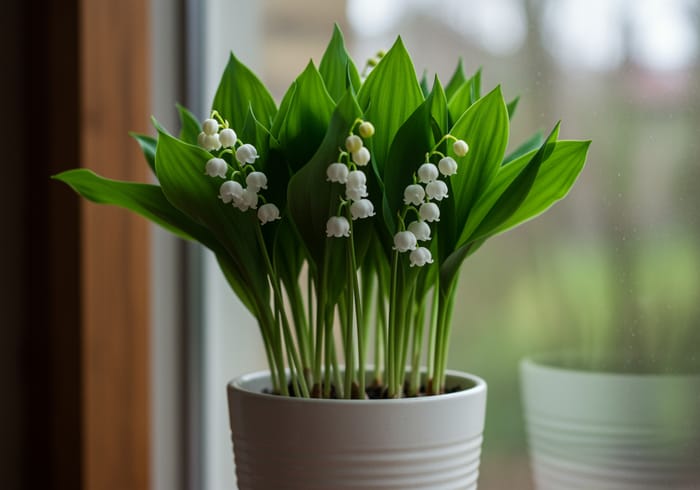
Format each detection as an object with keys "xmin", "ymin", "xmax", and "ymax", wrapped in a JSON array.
[{"xmin": 55, "ymin": 26, "xmax": 589, "ymax": 399}]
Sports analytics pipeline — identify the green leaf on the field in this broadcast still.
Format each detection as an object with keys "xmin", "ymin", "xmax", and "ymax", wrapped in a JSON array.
[
  {"xmin": 154, "ymin": 127, "xmax": 271, "ymax": 315},
  {"xmin": 506, "ymin": 96, "xmax": 520, "ymax": 120},
  {"xmin": 447, "ymin": 86, "xmax": 510, "ymax": 239},
  {"xmin": 429, "ymin": 76, "xmax": 448, "ymax": 139},
  {"xmin": 444, "ymin": 58, "xmax": 466, "ymax": 102},
  {"xmin": 462, "ymin": 123, "xmax": 560, "ymax": 246},
  {"xmin": 447, "ymin": 68, "xmax": 482, "ymax": 125},
  {"xmin": 130, "ymin": 133, "xmax": 157, "ymax": 175},
  {"xmin": 503, "ymin": 130, "xmax": 544, "ymax": 165},
  {"xmin": 287, "ymin": 90, "xmax": 363, "ymax": 266},
  {"xmin": 419, "ymin": 70, "xmax": 430, "ymax": 98},
  {"xmin": 492, "ymin": 139, "xmax": 590, "ymax": 235},
  {"xmin": 357, "ymin": 37, "xmax": 424, "ymax": 173},
  {"xmin": 318, "ymin": 24, "xmax": 361, "ymax": 102},
  {"xmin": 52, "ymin": 168, "xmax": 212, "ymax": 244},
  {"xmin": 176, "ymin": 103, "xmax": 202, "ymax": 144},
  {"xmin": 212, "ymin": 53, "xmax": 277, "ymax": 131},
  {"xmin": 276, "ymin": 61, "xmax": 336, "ymax": 172}
]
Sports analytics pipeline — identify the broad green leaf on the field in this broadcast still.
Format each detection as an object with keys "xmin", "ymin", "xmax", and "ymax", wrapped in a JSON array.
[
  {"xmin": 383, "ymin": 92, "xmax": 438, "ymax": 233},
  {"xmin": 492, "ymin": 139, "xmax": 590, "ymax": 235},
  {"xmin": 53, "ymin": 169, "xmax": 206, "ymax": 244},
  {"xmin": 212, "ymin": 53, "xmax": 277, "ymax": 131},
  {"xmin": 155, "ymin": 128, "xmax": 271, "ymax": 314},
  {"xmin": 429, "ymin": 76, "xmax": 448, "ymax": 139},
  {"xmin": 270, "ymin": 82, "xmax": 297, "ymax": 140},
  {"xmin": 419, "ymin": 70, "xmax": 430, "ymax": 98},
  {"xmin": 447, "ymin": 69, "xmax": 482, "ymax": 125},
  {"xmin": 176, "ymin": 103, "xmax": 201, "ymax": 144},
  {"xmin": 287, "ymin": 90, "xmax": 362, "ymax": 264},
  {"xmin": 506, "ymin": 96, "xmax": 520, "ymax": 120},
  {"xmin": 444, "ymin": 58, "xmax": 466, "ymax": 102},
  {"xmin": 503, "ymin": 130, "xmax": 544, "ymax": 165},
  {"xmin": 130, "ymin": 133, "xmax": 157, "ymax": 175},
  {"xmin": 461, "ymin": 123, "xmax": 560, "ymax": 246},
  {"xmin": 276, "ymin": 61, "xmax": 336, "ymax": 172},
  {"xmin": 318, "ymin": 24, "xmax": 361, "ymax": 101},
  {"xmin": 448, "ymin": 86, "xmax": 510, "ymax": 238},
  {"xmin": 357, "ymin": 37, "xmax": 424, "ymax": 173}
]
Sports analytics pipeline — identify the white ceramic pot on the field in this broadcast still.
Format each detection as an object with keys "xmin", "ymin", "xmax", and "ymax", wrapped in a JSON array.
[
  {"xmin": 227, "ymin": 370, "xmax": 487, "ymax": 490},
  {"xmin": 520, "ymin": 357, "xmax": 700, "ymax": 490}
]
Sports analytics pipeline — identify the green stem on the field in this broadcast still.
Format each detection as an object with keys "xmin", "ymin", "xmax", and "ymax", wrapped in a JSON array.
[
  {"xmin": 426, "ymin": 286, "xmax": 440, "ymax": 388},
  {"xmin": 387, "ymin": 250, "xmax": 400, "ymax": 397},
  {"xmin": 409, "ymin": 294, "xmax": 427, "ymax": 396},
  {"xmin": 348, "ymin": 221, "xmax": 365, "ymax": 398}
]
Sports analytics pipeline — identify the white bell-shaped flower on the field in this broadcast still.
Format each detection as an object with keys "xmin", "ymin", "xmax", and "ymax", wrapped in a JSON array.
[
  {"xmin": 438, "ymin": 156, "xmax": 458, "ymax": 176},
  {"xmin": 417, "ymin": 163, "xmax": 439, "ymax": 183},
  {"xmin": 393, "ymin": 230, "xmax": 417, "ymax": 252},
  {"xmin": 350, "ymin": 199, "xmax": 375, "ymax": 220},
  {"xmin": 219, "ymin": 128, "xmax": 237, "ymax": 148},
  {"xmin": 408, "ymin": 220, "xmax": 431, "ymax": 241},
  {"xmin": 202, "ymin": 118, "xmax": 219, "ymax": 136},
  {"xmin": 205, "ymin": 158, "xmax": 228, "ymax": 178},
  {"xmin": 235, "ymin": 144, "xmax": 259, "ymax": 165},
  {"xmin": 403, "ymin": 184, "xmax": 425, "ymax": 206},
  {"xmin": 197, "ymin": 131, "xmax": 207, "ymax": 148},
  {"xmin": 346, "ymin": 170, "xmax": 367, "ymax": 189},
  {"xmin": 409, "ymin": 247, "xmax": 433, "ymax": 267},
  {"xmin": 345, "ymin": 134, "xmax": 363, "ymax": 153},
  {"xmin": 219, "ymin": 180, "xmax": 244, "ymax": 204},
  {"xmin": 245, "ymin": 171, "xmax": 268, "ymax": 192},
  {"xmin": 326, "ymin": 216, "xmax": 351, "ymax": 237},
  {"xmin": 426, "ymin": 180, "xmax": 448, "ymax": 201},
  {"xmin": 242, "ymin": 188, "xmax": 259, "ymax": 209},
  {"xmin": 453, "ymin": 139, "xmax": 469, "ymax": 157},
  {"xmin": 202, "ymin": 133, "xmax": 221, "ymax": 151},
  {"xmin": 358, "ymin": 121, "xmax": 375, "ymax": 138},
  {"xmin": 326, "ymin": 163, "xmax": 349, "ymax": 183},
  {"xmin": 257, "ymin": 203, "xmax": 281, "ymax": 225},
  {"xmin": 346, "ymin": 185, "xmax": 368, "ymax": 202},
  {"xmin": 419, "ymin": 202, "xmax": 441, "ymax": 222},
  {"xmin": 352, "ymin": 147, "xmax": 371, "ymax": 166}
]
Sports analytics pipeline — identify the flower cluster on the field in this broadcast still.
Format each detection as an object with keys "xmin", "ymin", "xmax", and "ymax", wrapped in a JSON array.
[
  {"xmin": 200, "ymin": 114, "xmax": 280, "ymax": 225},
  {"xmin": 325, "ymin": 120, "xmax": 376, "ymax": 238},
  {"xmin": 394, "ymin": 138, "xmax": 468, "ymax": 267}
]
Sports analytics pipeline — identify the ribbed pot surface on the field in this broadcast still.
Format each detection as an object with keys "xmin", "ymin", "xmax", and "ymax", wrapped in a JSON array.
[{"xmin": 228, "ymin": 370, "xmax": 487, "ymax": 490}]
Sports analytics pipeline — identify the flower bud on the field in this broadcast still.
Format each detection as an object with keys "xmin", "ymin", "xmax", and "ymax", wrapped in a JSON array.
[
  {"xmin": 352, "ymin": 147, "xmax": 371, "ymax": 166},
  {"xmin": 408, "ymin": 220, "xmax": 431, "ymax": 241},
  {"xmin": 409, "ymin": 247, "xmax": 434, "ymax": 267},
  {"xmin": 202, "ymin": 133, "xmax": 221, "ymax": 151},
  {"xmin": 345, "ymin": 185, "xmax": 368, "ymax": 202},
  {"xmin": 403, "ymin": 184, "xmax": 425, "ymax": 206},
  {"xmin": 345, "ymin": 134, "xmax": 363, "ymax": 153},
  {"xmin": 326, "ymin": 163, "xmax": 349, "ymax": 183},
  {"xmin": 219, "ymin": 180, "xmax": 243, "ymax": 204},
  {"xmin": 393, "ymin": 231, "xmax": 417, "ymax": 252},
  {"xmin": 438, "ymin": 156, "xmax": 458, "ymax": 176},
  {"xmin": 205, "ymin": 158, "xmax": 228, "ymax": 178},
  {"xmin": 219, "ymin": 128, "xmax": 237, "ymax": 148},
  {"xmin": 202, "ymin": 118, "xmax": 219, "ymax": 136},
  {"xmin": 350, "ymin": 199, "xmax": 375, "ymax": 220},
  {"xmin": 240, "ymin": 188, "xmax": 259, "ymax": 210},
  {"xmin": 358, "ymin": 121, "xmax": 375, "ymax": 138},
  {"xmin": 245, "ymin": 171, "xmax": 268, "ymax": 192},
  {"xmin": 453, "ymin": 139, "xmax": 469, "ymax": 157},
  {"xmin": 235, "ymin": 144, "xmax": 259, "ymax": 165},
  {"xmin": 346, "ymin": 170, "xmax": 367, "ymax": 189},
  {"xmin": 257, "ymin": 203, "xmax": 281, "ymax": 225},
  {"xmin": 426, "ymin": 180, "xmax": 449, "ymax": 201},
  {"xmin": 419, "ymin": 202, "xmax": 440, "ymax": 222},
  {"xmin": 417, "ymin": 163, "xmax": 439, "ymax": 183},
  {"xmin": 326, "ymin": 216, "xmax": 351, "ymax": 237}
]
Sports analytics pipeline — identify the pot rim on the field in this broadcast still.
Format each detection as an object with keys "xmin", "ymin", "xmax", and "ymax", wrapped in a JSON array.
[
  {"xmin": 521, "ymin": 355, "xmax": 700, "ymax": 380},
  {"xmin": 229, "ymin": 368, "xmax": 486, "ymax": 406}
]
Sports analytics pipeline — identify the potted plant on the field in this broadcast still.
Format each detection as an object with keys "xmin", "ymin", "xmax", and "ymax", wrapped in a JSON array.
[
  {"xmin": 519, "ymin": 245, "xmax": 700, "ymax": 489},
  {"xmin": 55, "ymin": 25, "xmax": 589, "ymax": 489}
]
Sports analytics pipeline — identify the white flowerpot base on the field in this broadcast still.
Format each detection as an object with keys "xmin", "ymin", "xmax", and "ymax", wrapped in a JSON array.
[
  {"xmin": 228, "ymin": 370, "xmax": 487, "ymax": 490},
  {"xmin": 521, "ymin": 358, "xmax": 700, "ymax": 490}
]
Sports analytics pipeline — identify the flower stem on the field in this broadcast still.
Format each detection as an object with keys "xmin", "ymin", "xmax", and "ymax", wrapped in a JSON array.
[
  {"xmin": 387, "ymin": 250, "xmax": 400, "ymax": 397},
  {"xmin": 348, "ymin": 220, "xmax": 365, "ymax": 398}
]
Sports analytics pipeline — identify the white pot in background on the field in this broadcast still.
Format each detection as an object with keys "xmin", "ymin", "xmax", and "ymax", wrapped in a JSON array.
[
  {"xmin": 228, "ymin": 370, "xmax": 487, "ymax": 490},
  {"xmin": 520, "ymin": 357, "xmax": 700, "ymax": 490}
]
